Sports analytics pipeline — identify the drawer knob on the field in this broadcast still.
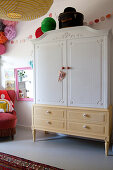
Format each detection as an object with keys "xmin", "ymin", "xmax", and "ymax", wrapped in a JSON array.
[
  {"xmin": 47, "ymin": 121, "xmax": 52, "ymax": 125},
  {"xmin": 46, "ymin": 111, "xmax": 51, "ymax": 114},
  {"xmin": 83, "ymin": 113, "xmax": 87, "ymax": 117},
  {"xmin": 83, "ymin": 125, "xmax": 87, "ymax": 128}
]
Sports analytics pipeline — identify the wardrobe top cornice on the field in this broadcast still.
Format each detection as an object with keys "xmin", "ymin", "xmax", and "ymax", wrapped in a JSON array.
[{"xmin": 31, "ymin": 26, "xmax": 112, "ymax": 44}]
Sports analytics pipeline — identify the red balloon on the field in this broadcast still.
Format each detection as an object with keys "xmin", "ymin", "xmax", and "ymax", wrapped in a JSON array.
[{"xmin": 35, "ymin": 27, "xmax": 44, "ymax": 38}]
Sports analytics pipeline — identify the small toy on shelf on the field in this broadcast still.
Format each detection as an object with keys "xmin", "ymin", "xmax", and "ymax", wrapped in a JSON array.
[
  {"xmin": 58, "ymin": 7, "xmax": 84, "ymax": 29},
  {"xmin": 35, "ymin": 27, "xmax": 43, "ymax": 38},
  {"xmin": 41, "ymin": 17, "xmax": 56, "ymax": 33}
]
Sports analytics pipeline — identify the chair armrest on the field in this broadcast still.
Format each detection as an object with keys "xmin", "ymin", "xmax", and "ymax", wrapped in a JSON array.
[{"xmin": 11, "ymin": 110, "xmax": 16, "ymax": 116}]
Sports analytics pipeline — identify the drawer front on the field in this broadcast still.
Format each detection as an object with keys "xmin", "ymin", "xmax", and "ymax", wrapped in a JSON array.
[
  {"xmin": 34, "ymin": 106, "xmax": 66, "ymax": 120},
  {"xmin": 67, "ymin": 109, "xmax": 106, "ymax": 124},
  {"xmin": 34, "ymin": 119, "xmax": 66, "ymax": 131},
  {"xmin": 67, "ymin": 122, "xmax": 105, "ymax": 135}
]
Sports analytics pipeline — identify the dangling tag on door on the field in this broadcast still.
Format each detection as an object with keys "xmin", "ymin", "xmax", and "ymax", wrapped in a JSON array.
[{"xmin": 58, "ymin": 70, "xmax": 66, "ymax": 81}]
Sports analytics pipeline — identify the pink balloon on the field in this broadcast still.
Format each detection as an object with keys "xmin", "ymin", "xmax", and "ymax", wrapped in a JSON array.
[
  {"xmin": 89, "ymin": 21, "xmax": 94, "ymax": 25},
  {"xmin": 4, "ymin": 26, "xmax": 16, "ymax": 40},
  {"xmin": 2, "ymin": 20, "xmax": 18, "ymax": 26},
  {"xmin": 0, "ymin": 44, "xmax": 6, "ymax": 55}
]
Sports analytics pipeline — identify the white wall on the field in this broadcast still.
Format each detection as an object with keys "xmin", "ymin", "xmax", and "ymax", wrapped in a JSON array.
[{"xmin": 0, "ymin": 0, "xmax": 113, "ymax": 128}]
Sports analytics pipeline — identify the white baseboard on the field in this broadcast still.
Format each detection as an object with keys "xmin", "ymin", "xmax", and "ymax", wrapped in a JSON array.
[{"xmin": 16, "ymin": 124, "xmax": 32, "ymax": 131}]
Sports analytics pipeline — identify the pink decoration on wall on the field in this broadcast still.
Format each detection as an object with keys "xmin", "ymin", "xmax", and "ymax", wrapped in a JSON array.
[
  {"xmin": 49, "ymin": 13, "xmax": 52, "ymax": 17},
  {"xmin": 15, "ymin": 40, "xmax": 18, "ymax": 43},
  {"xmin": 0, "ymin": 44, "xmax": 6, "ymax": 55},
  {"xmin": 3, "ymin": 20, "xmax": 18, "ymax": 26},
  {"xmin": 22, "ymin": 39, "xmax": 25, "ymax": 43},
  {"xmin": 4, "ymin": 26, "xmax": 16, "ymax": 40},
  {"xmin": 89, "ymin": 21, "xmax": 94, "ymax": 25},
  {"xmin": 100, "ymin": 16, "xmax": 105, "ymax": 21},
  {"xmin": 87, "ymin": 11, "xmax": 113, "ymax": 26},
  {"xmin": 11, "ymin": 40, "xmax": 14, "ymax": 44},
  {"xmin": 28, "ymin": 35, "xmax": 32, "ymax": 39}
]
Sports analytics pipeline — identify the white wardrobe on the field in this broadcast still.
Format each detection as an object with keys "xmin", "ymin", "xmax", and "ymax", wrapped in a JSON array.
[{"xmin": 32, "ymin": 26, "xmax": 112, "ymax": 155}]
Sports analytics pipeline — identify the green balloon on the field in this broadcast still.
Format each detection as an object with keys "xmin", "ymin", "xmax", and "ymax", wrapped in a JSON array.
[{"xmin": 41, "ymin": 17, "xmax": 56, "ymax": 33}]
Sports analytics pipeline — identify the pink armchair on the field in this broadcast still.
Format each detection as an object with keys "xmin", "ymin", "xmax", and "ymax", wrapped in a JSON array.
[{"xmin": 0, "ymin": 90, "xmax": 17, "ymax": 140}]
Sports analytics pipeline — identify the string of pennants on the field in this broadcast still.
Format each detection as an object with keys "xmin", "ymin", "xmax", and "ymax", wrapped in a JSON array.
[
  {"xmin": 10, "ymin": 34, "xmax": 33, "ymax": 44},
  {"xmin": 86, "ymin": 13, "xmax": 113, "ymax": 25},
  {"xmin": 10, "ymin": 11, "xmax": 113, "ymax": 45},
  {"xmin": 50, "ymin": 12, "xmax": 113, "ymax": 25}
]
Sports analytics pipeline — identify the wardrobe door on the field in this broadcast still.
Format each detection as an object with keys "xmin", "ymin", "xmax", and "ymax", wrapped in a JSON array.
[
  {"xmin": 35, "ymin": 41, "xmax": 67, "ymax": 106},
  {"xmin": 67, "ymin": 37, "xmax": 107, "ymax": 108}
]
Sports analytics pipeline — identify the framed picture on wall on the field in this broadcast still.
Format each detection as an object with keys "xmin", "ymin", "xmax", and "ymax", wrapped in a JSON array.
[
  {"xmin": 5, "ymin": 69, "xmax": 14, "ymax": 79},
  {"xmin": 5, "ymin": 80, "xmax": 15, "ymax": 90}
]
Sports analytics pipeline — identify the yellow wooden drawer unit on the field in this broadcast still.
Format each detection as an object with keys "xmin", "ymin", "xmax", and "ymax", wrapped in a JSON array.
[{"xmin": 32, "ymin": 104, "xmax": 112, "ymax": 156}]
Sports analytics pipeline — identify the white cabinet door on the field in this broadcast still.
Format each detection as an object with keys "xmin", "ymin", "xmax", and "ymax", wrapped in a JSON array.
[
  {"xmin": 35, "ymin": 41, "xmax": 67, "ymax": 105},
  {"xmin": 67, "ymin": 37, "xmax": 106, "ymax": 108}
]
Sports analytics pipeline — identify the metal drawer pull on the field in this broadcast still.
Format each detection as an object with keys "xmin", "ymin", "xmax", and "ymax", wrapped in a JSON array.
[
  {"xmin": 83, "ymin": 125, "xmax": 87, "ymax": 128},
  {"xmin": 47, "ymin": 121, "xmax": 52, "ymax": 125},
  {"xmin": 83, "ymin": 113, "xmax": 87, "ymax": 117},
  {"xmin": 46, "ymin": 111, "xmax": 51, "ymax": 114}
]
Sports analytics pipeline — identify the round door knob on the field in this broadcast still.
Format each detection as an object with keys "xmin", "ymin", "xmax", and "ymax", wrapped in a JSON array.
[
  {"xmin": 83, "ymin": 113, "xmax": 87, "ymax": 117},
  {"xmin": 46, "ymin": 111, "xmax": 51, "ymax": 114},
  {"xmin": 47, "ymin": 121, "xmax": 52, "ymax": 125},
  {"xmin": 83, "ymin": 125, "xmax": 87, "ymax": 128},
  {"xmin": 70, "ymin": 100, "xmax": 73, "ymax": 104},
  {"xmin": 60, "ymin": 100, "xmax": 64, "ymax": 103}
]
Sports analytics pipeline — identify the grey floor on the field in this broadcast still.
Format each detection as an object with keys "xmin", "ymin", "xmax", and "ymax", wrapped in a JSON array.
[{"xmin": 0, "ymin": 127, "xmax": 113, "ymax": 170}]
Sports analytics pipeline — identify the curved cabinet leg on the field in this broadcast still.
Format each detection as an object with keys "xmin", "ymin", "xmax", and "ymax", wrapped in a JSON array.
[
  {"xmin": 32, "ymin": 129, "xmax": 36, "ymax": 142},
  {"xmin": 105, "ymin": 140, "xmax": 109, "ymax": 156}
]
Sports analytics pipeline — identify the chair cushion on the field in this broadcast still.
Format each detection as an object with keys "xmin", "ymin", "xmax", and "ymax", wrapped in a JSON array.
[
  {"xmin": 0, "ymin": 103, "xmax": 7, "ymax": 112},
  {"xmin": 0, "ymin": 90, "xmax": 11, "ymax": 101},
  {"xmin": 7, "ymin": 90, "xmax": 16, "ymax": 104},
  {"xmin": 0, "ymin": 90, "xmax": 14, "ymax": 112},
  {"xmin": 0, "ymin": 113, "xmax": 17, "ymax": 129}
]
